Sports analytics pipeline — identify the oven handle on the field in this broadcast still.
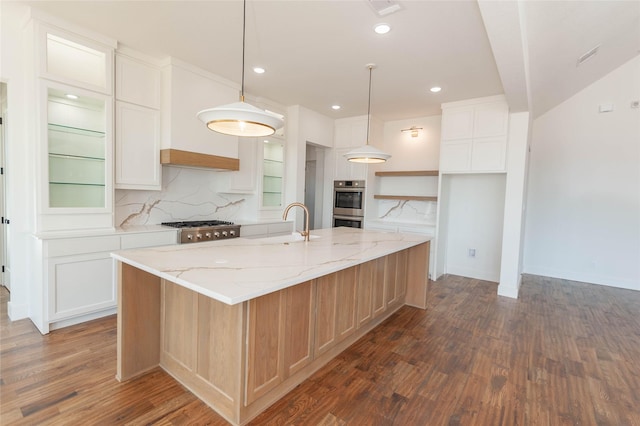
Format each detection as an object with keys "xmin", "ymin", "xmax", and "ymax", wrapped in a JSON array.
[
  {"xmin": 333, "ymin": 214, "xmax": 364, "ymax": 220},
  {"xmin": 334, "ymin": 188, "xmax": 365, "ymax": 193}
]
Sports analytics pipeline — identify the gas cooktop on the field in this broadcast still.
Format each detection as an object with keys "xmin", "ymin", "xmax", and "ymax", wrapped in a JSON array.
[{"xmin": 161, "ymin": 220, "xmax": 240, "ymax": 243}]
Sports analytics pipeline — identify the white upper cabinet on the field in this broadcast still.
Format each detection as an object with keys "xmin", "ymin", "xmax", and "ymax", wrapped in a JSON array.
[
  {"xmin": 115, "ymin": 101, "xmax": 161, "ymax": 190},
  {"xmin": 38, "ymin": 24, "xmax": 114, "ymax": 95},
  {"xmin": 441, "ymin": 107, "xmax": 474, "ymax": 140},
  {"xmin": 116, "ymin": 54, "xmax": 161, "ymax": 108},
  {"xmin": 115, "ymin": 50, "xmax": 162, "ymax": 190},
  {"xmin": 440, "ymin": 96, "xmax": 509, "ymax": 173},
  {"xmin": 29, "ymin": 16, "xmax": 117, "ymax": 232}
]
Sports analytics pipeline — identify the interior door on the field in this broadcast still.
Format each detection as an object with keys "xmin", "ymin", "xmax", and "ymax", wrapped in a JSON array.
[{"xmin": 0, "ymin": 82, "xmax": 8, "ymax": 291}]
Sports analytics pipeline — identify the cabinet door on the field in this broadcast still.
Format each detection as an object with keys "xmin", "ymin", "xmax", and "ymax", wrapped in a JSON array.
[
  {"xmin": 385, "ymin": 252, "xmax": 399, "ymax": 306},
  {"xmin": 284, "ymin": 281, "xmax": 315, "ymax": 377},
  {"xmin": 372, "ymin": 257, "xmax": 387, "ymax": 318},
  {"xmin": 396, "ymin": 249, "xmax": 408, "ymax": 300},
  {"xmin": 356, "ymin": 260, "xmax": 374, "ymax": 328},
  {"xmin": 473, "ymin": 102, "xmax": 509, "ymax": 138},
  {"xmin": 115, "ymin": 54, "xmax": 161, "ymax": 108},
  {"xmin": 440, "ymin": 140, "xmax": 472, "ymax": 172},
  {"xmin": 246, "ymin": 291, "xmax": 285, "ymax": 405},
  {"xmin": 441, "ymin": 107, "xmax": 474, "ymax": 140},
  {"xmin": 47, "ymin": 253, "xmax": 115, "ymax": 321},
  {"xmin": 40, "ymin": 25, "xmax": 114, "ymax": 95},
  {"xmin": 162, "ymin": 280, "xmax": 197, "ymax": 370},
  {"xmin": 471, "ymin": 136, "xmax": 507, "ymax": 172},
  {"xmin": 227, "ymin": 138, "xmax": 257, "ymax": 193},
  {"xmin": 335, "ymin": 267, "xmax": 357, "ymax": 342},
  {"xmin": 115, "ymin": 102, "xmax": 161, "ymax": 190},
  {"xmin": 46, "ymin": 84, "xmax": 113, "ymax": 212},
  {"xmin": 315, "ymin": 274, "xmax": 337, "ymax": 356}
]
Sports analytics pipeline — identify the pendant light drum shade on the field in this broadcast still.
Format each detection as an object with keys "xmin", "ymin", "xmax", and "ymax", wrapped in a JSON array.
[
  {"xmin": 197, "ymin": 101, "xmax": 284, "ymax": 137},
  {"xmin": 343, "ymin": 145, "xmax": 390, "ymax": 163}
]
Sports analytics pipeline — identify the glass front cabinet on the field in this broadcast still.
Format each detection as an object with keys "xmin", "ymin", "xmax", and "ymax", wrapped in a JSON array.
[
  {"xmin": 261, "ymin": 137, "xmax": 284, "ymax": 209},
  {"xmin": 36, "ymin": 24, "xmax": 115, "ymax": 231}
]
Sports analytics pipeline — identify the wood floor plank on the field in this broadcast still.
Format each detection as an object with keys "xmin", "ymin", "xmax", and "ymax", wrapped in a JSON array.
[{"xmin": 2, "ymin": 274, "xmax": 640, "ymax": 425}]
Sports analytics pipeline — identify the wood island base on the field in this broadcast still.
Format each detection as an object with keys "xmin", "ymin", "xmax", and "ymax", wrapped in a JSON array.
[{"xmin": 117, "ymin": 242, "xmax": 430, "ymax": 425}]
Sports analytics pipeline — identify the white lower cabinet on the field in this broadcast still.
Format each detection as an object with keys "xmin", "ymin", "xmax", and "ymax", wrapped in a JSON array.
[
  {"xmin": 41, "ymin": 229, "xmax": 177, "ymax": 332},
  {"xmin": 48, "ymin": 253, "xmax": 115, "ymax": 322}
]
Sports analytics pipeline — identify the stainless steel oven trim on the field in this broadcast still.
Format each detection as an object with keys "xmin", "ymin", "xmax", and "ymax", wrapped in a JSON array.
[
  {"xmin": 333, "ymin": 181, "xmax": 365, "ymax": 217},
  {"xmin": 333, "ymin": 214, "xmax": 364, "ymax": 228}
]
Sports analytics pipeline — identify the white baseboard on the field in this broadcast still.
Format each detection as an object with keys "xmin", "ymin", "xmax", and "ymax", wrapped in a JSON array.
[
  {"xmin": 49, "ymin": 307, "xmax": 117, "ymax": 331},
  {"xmin": 445, "ymin": 265, "xmax": 499, "ymax": 283},
  {"xmin": 523, "ymin": 265, "xmax": 639, "ymax": 292}
]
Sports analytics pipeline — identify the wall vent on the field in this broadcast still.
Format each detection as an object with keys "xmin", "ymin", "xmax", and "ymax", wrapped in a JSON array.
[
  {"xmin": 577, "ymin": 44, "xmax": 601, "ymax": 66},
  {"xmin": 367, "ymin": 0, "xmax": 402, "ymax": 16}
]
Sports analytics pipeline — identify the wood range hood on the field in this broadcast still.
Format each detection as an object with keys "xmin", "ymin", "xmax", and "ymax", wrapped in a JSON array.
[{"xmin": 160, "ymin": 149, "xmax": 239, "ymax": 171}]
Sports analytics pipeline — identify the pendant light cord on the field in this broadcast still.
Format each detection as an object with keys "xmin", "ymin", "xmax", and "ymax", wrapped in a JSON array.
[
  {"xmin": 240, "ymin": 0, "xmax": 247, "ymax": 102},
  {"xmin": 366, "ymin": 65, "xmax": 372, "ymax": 145}
]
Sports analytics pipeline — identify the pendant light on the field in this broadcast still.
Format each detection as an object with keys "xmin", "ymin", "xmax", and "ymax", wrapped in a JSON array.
[
  {"xmin": 197, "ymin": 0, "xmax": 284, "ymax": 137},
  {"xmin": 344, "ymin": 64, "xmax": 391, "ymax": 164}
]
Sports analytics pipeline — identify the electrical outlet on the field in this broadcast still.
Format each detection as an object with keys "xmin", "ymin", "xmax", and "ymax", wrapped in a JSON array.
[{"xmin": 468, "ymin": 248, "xmax": 476, "ymax": 258}]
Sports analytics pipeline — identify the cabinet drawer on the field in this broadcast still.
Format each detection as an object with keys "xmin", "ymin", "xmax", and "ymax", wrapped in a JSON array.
[
  {"xmin": 121, "ymin": 231, "xmax": 178, "ymax": 249},
  {"xmin": 45, "ymin": 235, "xmax": 121, "ymax": 257}
]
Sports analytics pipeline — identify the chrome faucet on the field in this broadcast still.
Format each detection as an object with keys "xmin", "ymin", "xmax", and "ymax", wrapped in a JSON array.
[{"xmin": 282, "ymin": 202, "xmax": 310, "ymax": 241}]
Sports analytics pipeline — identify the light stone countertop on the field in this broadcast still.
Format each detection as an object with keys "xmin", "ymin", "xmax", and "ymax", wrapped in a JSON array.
[
  {"xmin": 111, "ymin": 227, "xmax": 432, "ymax": 305},
  {"xmin": 35, "ymin": 225, "xmax": 179, "ymax": 240}
]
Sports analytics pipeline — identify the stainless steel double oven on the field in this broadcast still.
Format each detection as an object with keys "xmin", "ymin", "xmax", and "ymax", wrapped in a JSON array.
[{"xmin": 333, "ymin": 180, "xmax": 365, "ymax": 228}]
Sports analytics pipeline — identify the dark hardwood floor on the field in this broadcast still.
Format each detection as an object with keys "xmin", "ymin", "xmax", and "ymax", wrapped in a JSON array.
[{"xmin": 2, "ymin": 274, "xmax": 639, "ymax": 425}]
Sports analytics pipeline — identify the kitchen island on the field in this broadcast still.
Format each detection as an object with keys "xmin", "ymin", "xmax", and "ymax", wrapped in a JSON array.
[{"xmin": 112, "ymin": 227, "xmax": 431, "ymax": 425}]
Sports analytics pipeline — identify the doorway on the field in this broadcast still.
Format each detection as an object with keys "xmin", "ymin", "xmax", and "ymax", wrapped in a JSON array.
[
  {"xmin": 0, "ymin": 82, "xmax": 8, "ymax": 291},
  {"xmin": 304, "ymin": 143, "xmax": 327, "ymax": 230}
]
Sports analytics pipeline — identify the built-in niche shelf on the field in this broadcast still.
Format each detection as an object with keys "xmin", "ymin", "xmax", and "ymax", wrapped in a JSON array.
[{"xmin": 374, "ymin": 170, "xmax": 439, "ymax": 201}]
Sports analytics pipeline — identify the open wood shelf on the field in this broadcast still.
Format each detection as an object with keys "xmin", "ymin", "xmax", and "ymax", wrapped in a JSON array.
[
  {"xmin": 375, "ymin": 170, "xmax": 439, "ymax": 177},
  {"xmin": 374, "ymin": 195, "xmax": 438, "ymax": 202}
]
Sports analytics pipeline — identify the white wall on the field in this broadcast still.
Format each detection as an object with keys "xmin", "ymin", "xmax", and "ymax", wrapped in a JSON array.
[
  {"xmin": 1, "ymin": 2, "xmax": 37, "ymax": 320},
  {"xmin": 377, "ymin": 116, "xmax": 441, "ymax": 172},
  {"xmin": 498, "ymin": 112, "xmax": 531, "ymax": 297},
  {"xmin": 442, "ymin": 173, "xmax": 506, "ymax": 282},
  {"xmin": 524, "ymin": 55, "xmax": 640, "ymax": 291}
]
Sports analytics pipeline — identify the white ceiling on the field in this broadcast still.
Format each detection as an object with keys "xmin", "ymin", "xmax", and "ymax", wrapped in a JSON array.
[{"xmin": 20, "ymin": 0, "xmax": 640, "ymax": 121}]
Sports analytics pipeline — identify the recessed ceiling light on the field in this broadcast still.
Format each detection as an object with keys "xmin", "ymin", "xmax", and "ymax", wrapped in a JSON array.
[
  {"xmin": 374, "ymin": 23, "xmax": 391, "ymax": 34},
  {"xmin": 331, "ymin": 105, "xmax": 341, "ymax": 110},
  {"xmin": 430, "ymin": 86, "xmax": 442, "ymax": 93},
  {"xmin": 65, "ymin": 93, "xmax": 78, "ymax": 99},
  {"xmin": 253, "ymin": 67, "xmax": 265, "ymax": 74}
]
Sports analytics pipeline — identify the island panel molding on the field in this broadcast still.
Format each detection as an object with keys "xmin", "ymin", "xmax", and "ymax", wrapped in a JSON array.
[{"xmin": 114, "ymin": 228, "xmax": 431, "ymax": 425}]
